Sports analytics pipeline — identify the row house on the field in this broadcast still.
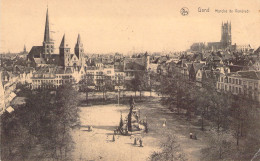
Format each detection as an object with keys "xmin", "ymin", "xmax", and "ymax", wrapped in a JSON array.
[
  {"xmin": 31, "ymin": 66, "xmax": 75, "ymax": 89},
  {"xmin": 0, "ymin": 70, "xmax": 20, "ymax": 114},
  {"xmin": 85, "ymin": 65, "xmax": 115, "ymax": 90},
  {"xmin": 217, "ymin": 71, "xmax": 260, "ymax": 102}
]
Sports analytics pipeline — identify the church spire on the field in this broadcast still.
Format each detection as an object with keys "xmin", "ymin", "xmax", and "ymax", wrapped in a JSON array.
[
  {"xmin": 76, "ymin": 34, "xmax": 81, "ymax": 46},
  {"xmin": 44, "ymin": 7, "xmax": 50, "ymax": 42},
  {"xmin": 74, "ymin": 34, "xmax": 84, "ymax": 59},
  {"xmin": 60, "ymin": 34, "xmax": 69, "ymax": 48}
]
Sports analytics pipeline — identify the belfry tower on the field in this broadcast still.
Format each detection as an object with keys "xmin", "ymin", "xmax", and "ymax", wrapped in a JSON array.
[
  {"xmin": 221, "ymin": 21, "xmax": 232, "ymax": 49},
  {"xmin": 43, "ymin": 7, "xmax": 54, "ymax": 58}
]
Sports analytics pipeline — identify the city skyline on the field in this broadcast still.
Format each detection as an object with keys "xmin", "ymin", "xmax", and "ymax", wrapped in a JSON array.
[{"xmin": 1, "ymin": 0, "xmax": 260, "ymax": 54}]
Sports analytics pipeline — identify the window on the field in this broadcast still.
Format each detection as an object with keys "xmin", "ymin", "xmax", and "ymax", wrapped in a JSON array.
[
  {"xmin": 236, "ymin": 79, "xmax": 238, "ymax": 84},
  {"xmin": 221, "ymin": 77, "xmax": 224, "ymax": 82},
  {"xmin": 239, "ymin": 79, "xmax": 242, "ymax": 85},
  {"xmin": 229, "ymin": 78, "xmax": 231, "ymax": 83}
]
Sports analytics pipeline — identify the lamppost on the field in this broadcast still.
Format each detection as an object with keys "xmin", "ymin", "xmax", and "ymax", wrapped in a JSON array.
[
  {"xmin": 138, "ymin": 108, "xmax": 141, "ymax": 120},
  {"xmin": 118, "ymin": 88, "xmax": 120, "ymax": 106}
]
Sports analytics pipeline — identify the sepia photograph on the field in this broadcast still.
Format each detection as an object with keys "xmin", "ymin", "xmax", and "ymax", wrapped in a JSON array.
[{"xmin": 0, "ymin": 0, "xmax": 260, "ymax": 160}]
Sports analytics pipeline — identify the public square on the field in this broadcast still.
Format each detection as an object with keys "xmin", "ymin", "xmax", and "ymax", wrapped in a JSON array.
[{"xmin": 72, "ymin": 95, "xmax": 207, "ymax": 161}]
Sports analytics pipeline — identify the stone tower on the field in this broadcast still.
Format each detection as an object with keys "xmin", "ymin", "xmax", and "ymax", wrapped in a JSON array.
[
  {"xmin": 74, "ymin": 34, "xmax": 84, "ymax": 66},
  {"xmin": 59, "ymin": 34, "xmax": 70, "ymax": 67},
  {"xmin": 221, "ymin": 21, "xmax": 232, "ymax": 49},
  {"xmin": 43, "ymin": 7, "xmax": 54, "ymax": 58}
]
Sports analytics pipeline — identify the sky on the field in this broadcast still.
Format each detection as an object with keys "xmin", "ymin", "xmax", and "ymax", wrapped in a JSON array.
[{"xmin": 0, "ymin": 0, "xmax": 260, "ymax": 54}]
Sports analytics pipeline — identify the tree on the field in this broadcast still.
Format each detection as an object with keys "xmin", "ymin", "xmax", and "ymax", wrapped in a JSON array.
[
  {"xmin": 79, "ymin": 74, "xmax": 95, "ymax": 105},
  {"xmin": 201, "ymin": 129, "xmax": 234, "ymax": 160},
  {"xmin": 149, "ymin": 71, "xmax": 159, "ymax": 96},
  {"xmin": 1, "ymin": 84, "xmax": 80, "ymax": 160},
  {"xmin": 115, "ymin": 74, "xmax": 124, "ymax": 104},
  {"xmin": 100, "ymin": 76, "xmax": 114, "ymax": 102},
  {"xmin": 150, "ymin": 134, "xmax": 187, "ymax": 161},
  {"xmin": 194, "ymin": 88, "xmax": 208, "ymax": 130},
  {"xmin": 208, "ymin": 91, "xmax": 230, "ymax": 132},
  {"xmin": 130, "ymin": 72, "xmax": 142, "ymax": 99}
]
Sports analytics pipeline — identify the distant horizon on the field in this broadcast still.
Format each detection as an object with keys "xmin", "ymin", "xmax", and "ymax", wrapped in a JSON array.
[{"xmin": 1, "ymin": 0, "xmax": 260, "ymax": 54}]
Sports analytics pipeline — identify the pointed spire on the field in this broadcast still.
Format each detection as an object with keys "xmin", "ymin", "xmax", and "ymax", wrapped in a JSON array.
[
  {"xmin": 77, "ymin": 34, "xmax": 81, "ymax": 45},
  {"xmin": 60, "ymin": 34, "xmax": 69, "ymax": 48},
  {"xmin": 75, "ymin": 33, "xmax": 83, "ymax": 48},
  {"xmin": 44, "ymin": 7, "xmax": 50, "ymax": 42}
]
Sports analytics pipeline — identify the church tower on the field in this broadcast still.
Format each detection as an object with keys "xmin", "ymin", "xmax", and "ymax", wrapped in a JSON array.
[
  {"xmin": 43, "ymin": 7, "xmax": 54, "ymax": 58},
  {"xmin": 221, "ymin": 21, "xmax": 232, "ymax": 49},
  {"xmin": 74, "ymin": 34, "xmax": 84, "ymax": 66},
  {"xmin": 59, "ymin": 34, "xmax": 71, "ymax": 67}
]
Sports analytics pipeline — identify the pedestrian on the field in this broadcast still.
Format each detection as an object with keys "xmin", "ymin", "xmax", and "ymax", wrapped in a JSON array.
[
  {"xmin": 134, "ymin": 138, "xmax": 137, "ymax": 145},
  {"xmin": 163, "ymin": 120, "xmax": 166, "ymax": 127},
  {"xmin": 194, "ymin": 133, "xmax": 197, "ymax": 140},
  {"xmin": 139, "ymin": 139, "xmax": 143, "ymax": 147},
  {"xmin": 90, "ymin": 126, "xmax": 93, "ymax": 131},
  {"xmin": 112, "ymin": 135, "xmax": 115, "ymax": 142},
  {"xmin": 190, "ymin": 132, "xmax": 193, "ymax": 139}
]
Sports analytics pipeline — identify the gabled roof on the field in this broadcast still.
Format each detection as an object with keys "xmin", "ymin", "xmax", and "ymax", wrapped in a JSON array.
[{"xmin": 237, "ymin": 71, "xmax": 260, "ymax": 80}]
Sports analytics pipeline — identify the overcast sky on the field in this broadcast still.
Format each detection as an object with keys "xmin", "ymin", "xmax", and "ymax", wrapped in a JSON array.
[{"xmin": 0, "ymin": 0, "xmax": 260, "ymax": 54}]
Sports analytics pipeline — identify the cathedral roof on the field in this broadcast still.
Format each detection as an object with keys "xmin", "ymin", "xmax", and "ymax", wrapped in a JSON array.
[{"xmin": 27, "ymin": 46, "xmax": 43, "ymax": 61}]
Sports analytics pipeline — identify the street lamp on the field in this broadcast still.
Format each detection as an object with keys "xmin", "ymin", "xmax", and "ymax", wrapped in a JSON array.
[{"xmin": 118, "ymin": 88, "xmax": 120, "ymax": 106}]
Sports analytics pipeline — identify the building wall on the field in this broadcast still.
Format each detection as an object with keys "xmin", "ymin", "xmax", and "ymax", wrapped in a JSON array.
[{"xmin": 217, "ymin": 74, "xmax": 260, "ymax": 102}]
